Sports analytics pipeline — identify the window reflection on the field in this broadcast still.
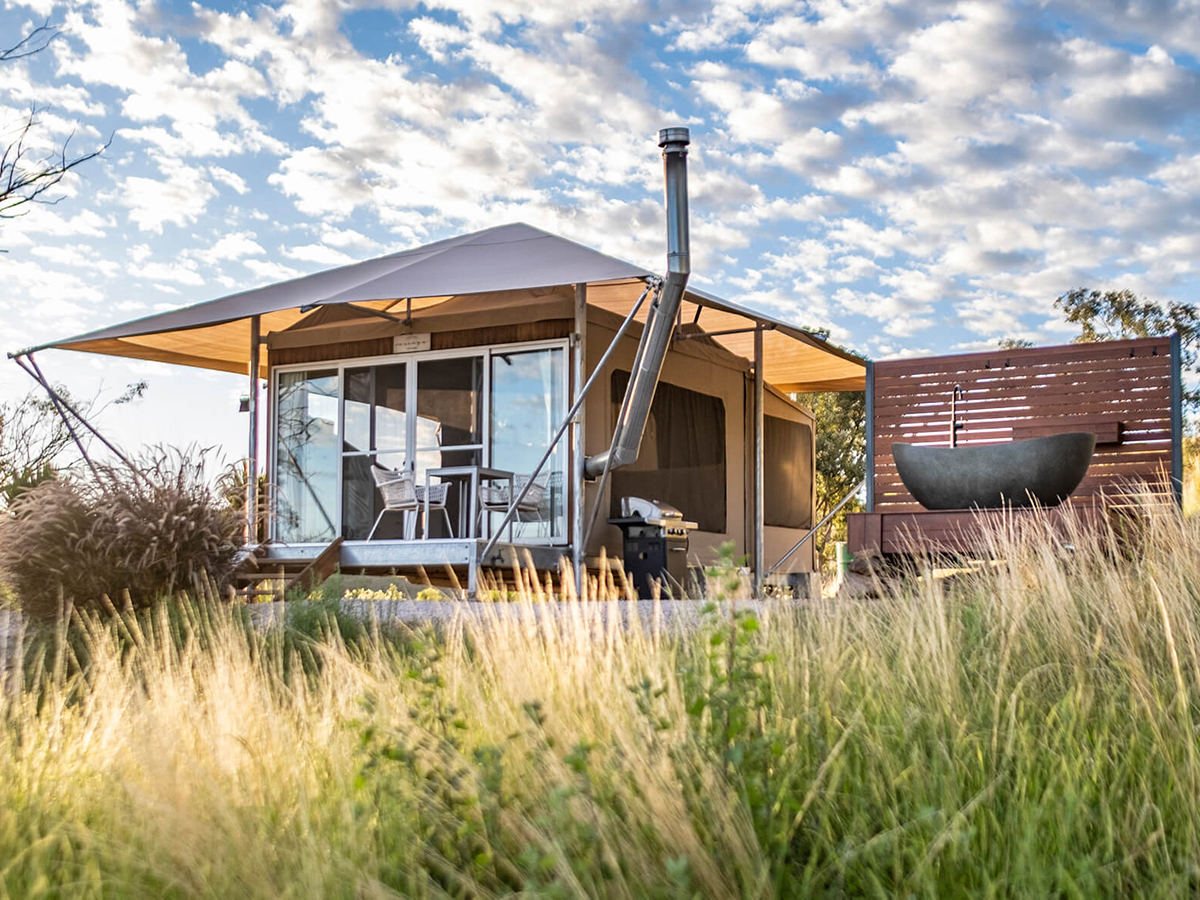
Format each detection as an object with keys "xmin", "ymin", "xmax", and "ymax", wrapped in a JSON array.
[
  {"xmin": 275, "ymin": 370, "xmax": 339, "ymax": 543},
  {"xmin": 490, "ymin": 347, "xmax": 567, "ymax": 540}
]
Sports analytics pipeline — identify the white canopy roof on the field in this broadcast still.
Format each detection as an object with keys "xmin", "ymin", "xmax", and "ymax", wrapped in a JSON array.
[{"xmin": 24, "ymin": 222, "xmax": 865, "ymax": 392}]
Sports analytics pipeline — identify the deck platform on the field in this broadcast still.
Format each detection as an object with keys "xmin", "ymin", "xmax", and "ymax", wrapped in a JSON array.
[
  {"xmin": 261, "ymin": 539, "xmax": 572, "ymax": 590},
  {"xmin": 846, "ymin": 503, "xmax": 1106, "ymax": 556}
]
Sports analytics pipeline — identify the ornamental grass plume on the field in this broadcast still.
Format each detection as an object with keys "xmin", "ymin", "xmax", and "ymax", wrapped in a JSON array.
[{"xmin": 0, "ymin": 445, "xmax": 241, "ymax": 618}]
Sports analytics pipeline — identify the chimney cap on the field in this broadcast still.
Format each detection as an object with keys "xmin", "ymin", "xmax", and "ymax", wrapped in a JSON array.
[{"xmin": 658, "ymin": 126, "xmax": 690, "ymax": 149}]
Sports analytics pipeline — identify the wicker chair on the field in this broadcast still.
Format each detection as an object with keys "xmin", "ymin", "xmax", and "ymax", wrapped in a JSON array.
[
  {"xmin": 478, "ymin": 472, "xmax": 550, "ymax": 540},
  {"xmin": 367, "ymin": 465, "xmax": 453, "ymax": 540}
]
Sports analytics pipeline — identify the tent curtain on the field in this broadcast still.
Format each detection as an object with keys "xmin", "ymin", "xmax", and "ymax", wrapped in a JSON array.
[
  {"xmin": 763, "ymin": 415, "xmax": 813, "ymax": 529},
  {"xmin": 609, "ymin": 370, "xmax": 726, "ymax": 531}
]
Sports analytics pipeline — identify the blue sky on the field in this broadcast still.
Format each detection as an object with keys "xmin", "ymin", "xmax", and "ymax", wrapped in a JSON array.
[{"xmin": 2, "ymin": 0, "xmax": 1199, "ymax": 462}]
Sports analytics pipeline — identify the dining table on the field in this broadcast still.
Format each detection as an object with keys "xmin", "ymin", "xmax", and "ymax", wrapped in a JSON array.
[{"xmin": 424, "ymin": 465, "xmax": 514, "ymax": 540}]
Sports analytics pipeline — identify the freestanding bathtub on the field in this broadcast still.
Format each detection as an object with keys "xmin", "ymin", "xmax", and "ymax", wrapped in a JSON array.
[{"xmin": 891, "ymin": 432, "xmax": 1097, "ymax": 510}]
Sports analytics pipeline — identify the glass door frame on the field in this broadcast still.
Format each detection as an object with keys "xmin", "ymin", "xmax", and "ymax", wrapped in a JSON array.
[{"xmin": 268, "ymin": 336, "xmax": 570, "ymax": 546}]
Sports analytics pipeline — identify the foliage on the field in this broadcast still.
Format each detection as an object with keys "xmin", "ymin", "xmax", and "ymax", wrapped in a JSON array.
[
  {"xmin": 1056, "ymin": 287, "xmax": 1200, "ymax": 407},
  {"xmin": 0, "ymin": 381, "xmax": 147, "ymax": 510},
  {"xmin": 997, "ymin": 337, "xmax": 1034, "ymax": 349},
  {"xmin": 804, "ymin": 390, "xmax": 865, "ymax": 565},
  {"xmin": 0, "ymin": 446, "xmax": 241, "ymax": 618},
  {"xmin": 216, "ymin": 460, "xmax": 269, "ymax": 544},
  {"xmin": 8, "ymin": 507, "xmax": 1200, "ymax": 896},
  {"xmin": 0, "ymin": 388, "xmax": 72, "ymax": 508}
]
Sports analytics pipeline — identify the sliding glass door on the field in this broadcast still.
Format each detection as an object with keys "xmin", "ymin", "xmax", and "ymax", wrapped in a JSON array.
[
  {"xmin": 272, "ymin": 340, "xmax": 568, "ymax": 544},
  {"xmin": 341, "ymin": 363, "xmax": 407, "ymax": 540},
  {"xmin": 275, "ymin": 369, "xmax": 339, "ymax": 543},
  {"xmin": 489, "ymin": 346, "xmax": 567, "ymax": 540}
]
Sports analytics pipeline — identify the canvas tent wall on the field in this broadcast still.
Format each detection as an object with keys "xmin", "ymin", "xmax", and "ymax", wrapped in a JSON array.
[{"xmin": 583, "ymin": 303, "xmax": 818, "ymax": 573}]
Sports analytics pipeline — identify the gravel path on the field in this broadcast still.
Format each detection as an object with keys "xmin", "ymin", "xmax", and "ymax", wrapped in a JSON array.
[
  {"xmin": 0, "ymin": 598, "xmax": 788, "ymax": 644},
  {"xmin": 242, "ymin": 597, "xmax": 786, "ymax": 632}
]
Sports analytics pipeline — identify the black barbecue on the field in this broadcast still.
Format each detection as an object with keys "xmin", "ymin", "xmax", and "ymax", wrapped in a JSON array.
[{"xmin": 609, "ymin": 497, "xmax": 698, "ymax": 598}]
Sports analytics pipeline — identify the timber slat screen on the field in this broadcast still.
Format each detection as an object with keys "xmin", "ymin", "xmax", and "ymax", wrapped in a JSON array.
[{"xmin": 849, "ymin": 337, "xmax": 1181, "ymax": 555}]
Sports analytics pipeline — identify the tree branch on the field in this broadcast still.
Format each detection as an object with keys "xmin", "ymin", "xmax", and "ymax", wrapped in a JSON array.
[
  {"xmin": 0, "ymin": 110, "xmax": 110, "ymax": 218},
  {"xmin": 0, "ymin": 23, "xmax": 59, "ymax": 62}
]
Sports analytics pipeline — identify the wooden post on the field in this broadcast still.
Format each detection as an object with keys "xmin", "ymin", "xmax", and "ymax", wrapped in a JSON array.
[
  {"xmin": 865, "ymin": 360, "xmax": 875, "ymax": 512},
  {"xmin": 753, "ymin": 324, "xmax": 764, "ymax": 596},
  {"xmin": 572, "ymin": 283, "xmax": 587, "ymax": 592},
  {"xmin": 247, "ymin": 315, "xmax": 261, "ymax": 546},
  {"xmin": 1171, "ymin": 332, "xmax": 1183, "ymax": 506}
]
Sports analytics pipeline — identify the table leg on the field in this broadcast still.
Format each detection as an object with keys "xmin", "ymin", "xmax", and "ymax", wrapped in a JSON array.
[
  {"xmin": 424, "ymin": 473, "xmax": 431, "ymax": 541},
  {"xmin": 469, "ymin": 470, "xmax": 479, "ymax": 540},
  {"xmin": 506, "ymin": 474, "xmax": 514, "ymax": 543}
]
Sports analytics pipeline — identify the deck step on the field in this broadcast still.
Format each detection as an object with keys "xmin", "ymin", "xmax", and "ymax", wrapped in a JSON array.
[{"xmin": 231, "ymin": 539, "xmax": 344, "ymax": 599}]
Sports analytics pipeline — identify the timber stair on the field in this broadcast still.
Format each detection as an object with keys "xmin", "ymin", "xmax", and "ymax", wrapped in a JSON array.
[{"xmin": 231, "ymin": 538, "xmax": 343, "ymax": 601}]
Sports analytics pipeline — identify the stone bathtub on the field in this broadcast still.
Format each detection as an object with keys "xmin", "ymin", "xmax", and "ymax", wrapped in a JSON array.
[{"xmin": 891, "ymin": 432, "xmax": 1097, "ymax": 510}]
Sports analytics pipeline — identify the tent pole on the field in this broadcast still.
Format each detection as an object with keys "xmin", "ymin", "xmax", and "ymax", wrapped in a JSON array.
[
  {"xmin": 753, "ymin": 325, "xmax": 764, "ymax": 596},
  {"xmin": 11, "ymin": 353, "xmax": 102, "ymax": 482},
  {"xmin": 572, "ymin": 283, "xmax": 587, "ymax": 593},
  {"xmin": 247, "ymin": 315, "xmax": 261, "ymax": 545}
]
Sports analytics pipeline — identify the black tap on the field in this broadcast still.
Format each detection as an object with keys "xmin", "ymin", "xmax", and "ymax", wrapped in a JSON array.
[{"xmin": 950, "ymin": 384, "xmax": 966, "ymax": 447}]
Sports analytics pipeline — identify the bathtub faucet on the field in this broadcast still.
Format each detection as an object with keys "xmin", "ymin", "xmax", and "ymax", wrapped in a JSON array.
[{"xmin": 950, "ymin": 384, "xmax": 966, "ymax": 447}]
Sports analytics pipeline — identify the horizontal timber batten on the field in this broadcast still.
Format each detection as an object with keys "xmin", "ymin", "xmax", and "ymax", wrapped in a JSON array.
[{"xmin": 858, "ymin": 337, "xmax": 1182, "ymax": 553}]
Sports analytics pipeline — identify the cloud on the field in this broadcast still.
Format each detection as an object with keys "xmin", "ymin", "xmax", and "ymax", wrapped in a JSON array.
[
  {"xmin": 115, "ymin": 157, "xmax": 218, "ymax": 232},
  {"xmin": 282, "ymin": 242, "xmax": 354, "ymax": 266}
]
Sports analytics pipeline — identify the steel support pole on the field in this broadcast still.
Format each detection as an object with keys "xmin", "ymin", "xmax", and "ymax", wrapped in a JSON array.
[
  {"xmin": 247, "ymin": 315, "xmax": 261, "ymax": 545},
  {"xmin": 753, "ymin": 325, "xmax": 764, "ymax": 595},
  {"xmin": 572, "ymin": 283, "xmax": 587, "ymax": 592}
]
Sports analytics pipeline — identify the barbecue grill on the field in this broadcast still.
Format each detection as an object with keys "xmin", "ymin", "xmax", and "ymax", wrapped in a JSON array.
[{"xmin": 609, "ymin": 497, "xmax": 698, "ymax": 598}]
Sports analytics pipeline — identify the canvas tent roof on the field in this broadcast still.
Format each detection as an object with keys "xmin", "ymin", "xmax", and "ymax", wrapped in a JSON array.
[{"xmin": 23, "ymin": 222, "xmax": 865, "ymax": 392}]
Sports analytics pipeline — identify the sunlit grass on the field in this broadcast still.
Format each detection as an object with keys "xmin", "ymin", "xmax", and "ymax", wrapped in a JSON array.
[{"xmin": 5, "ymin": 505, "xmax": 1200, "ymax": 897}]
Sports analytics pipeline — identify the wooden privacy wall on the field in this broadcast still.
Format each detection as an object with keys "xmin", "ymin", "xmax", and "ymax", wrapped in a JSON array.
[{"xmin": 869, "ymin": 337, "xmax": 1182, "ymax": 513}]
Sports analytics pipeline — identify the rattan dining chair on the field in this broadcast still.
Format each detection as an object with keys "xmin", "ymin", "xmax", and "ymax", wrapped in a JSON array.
[
  {"xmin": 367, "ymin": 465, "xmax": 454, "ymax": 540},
  {"xmin": 478, "ymin": 472, "xmax": 550, "ymax": 541}
]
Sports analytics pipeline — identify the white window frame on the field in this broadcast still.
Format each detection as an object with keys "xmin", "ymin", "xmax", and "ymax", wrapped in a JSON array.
[{"xmin": 268, "ymin": 337, "xmax": 570, "ymax": 546}]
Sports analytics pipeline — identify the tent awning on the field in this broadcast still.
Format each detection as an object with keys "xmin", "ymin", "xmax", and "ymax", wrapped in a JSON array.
[{"xmin": 22, "ymin": 222, "xmax": 866, "ymax": 393}]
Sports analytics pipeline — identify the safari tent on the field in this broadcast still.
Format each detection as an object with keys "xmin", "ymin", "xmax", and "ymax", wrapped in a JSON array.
[{"xmin": 14, "ymin": 131, "xmax": 866, "ymax": 595}]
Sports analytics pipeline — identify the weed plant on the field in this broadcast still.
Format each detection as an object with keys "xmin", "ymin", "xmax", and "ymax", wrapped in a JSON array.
[{"xmin": 4, "ymin": 504, "xmax": 1200, "ymax": 896}]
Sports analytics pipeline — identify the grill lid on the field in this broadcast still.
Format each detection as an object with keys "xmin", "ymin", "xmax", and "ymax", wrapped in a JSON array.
[{"xmin": 619, "ymin": 496, "xmax": 698, "ymax": 530}]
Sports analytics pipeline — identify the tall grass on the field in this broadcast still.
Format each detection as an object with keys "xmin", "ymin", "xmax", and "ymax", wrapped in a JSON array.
[{"xmin": 5, "ymin": 505, "xmax": 1200, "ymax": 897}]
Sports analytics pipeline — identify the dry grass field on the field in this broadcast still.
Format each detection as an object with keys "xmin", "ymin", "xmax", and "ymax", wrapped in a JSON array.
[{"xmin": 4, "ymin": 507, "xmax": 1200, "ymax": 897}]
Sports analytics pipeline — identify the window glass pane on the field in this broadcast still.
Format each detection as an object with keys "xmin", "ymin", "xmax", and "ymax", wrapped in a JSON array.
[
  {"xmin": 344, "ymin": 363, "xmax": 406, "ymax": 454},
  {"xmin": 417, "ymin": 357, "xmax": 482, "ymax": 448},
  {"xmin": 275, "ymin": 369, "xmax": 339, "ymax": 543},
  {"xmin": 608, "ymin": 370, "xmax": 726, "ymax": 532},
  {"xmin": 490, "ymin": 347, "xmax": 567, "ymax": 540},
  {"xmin": 373, "ymin": 363, "xmax": 407, "ymax": 449},
  {"xmin": 343, "ymin": 369, "xmax": 371, "ymax": 454}
]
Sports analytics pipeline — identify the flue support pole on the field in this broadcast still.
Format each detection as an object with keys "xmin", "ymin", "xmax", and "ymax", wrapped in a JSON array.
[
  {"xmin": 247, "ymin": 315, "xmax": 261, "ymax": 545},
  {"xmin": 572, "ymin": 283, "xmax": 587, "ymax": 591},
  {"xmin": 753, "ymin": 324, "xmax": 765, "ymax": 596}
]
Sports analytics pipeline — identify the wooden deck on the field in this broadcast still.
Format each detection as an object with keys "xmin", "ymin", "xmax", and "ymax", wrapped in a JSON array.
[
  {"xmin": 849, "ymin": 337, "xmax": 1182, "ymax": 556},
  {"xmin": 847, "ymin": 503, "xmax": 1110, "ymax": 556},
  {"xmin": 260, "ymin": 539, "xmax": 572, "ymax": 590}
]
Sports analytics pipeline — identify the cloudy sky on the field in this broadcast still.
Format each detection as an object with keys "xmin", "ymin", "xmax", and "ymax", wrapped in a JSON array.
[{"xmin": 1, "ymin": 0, "xmax": 1199, "ymax": 460}]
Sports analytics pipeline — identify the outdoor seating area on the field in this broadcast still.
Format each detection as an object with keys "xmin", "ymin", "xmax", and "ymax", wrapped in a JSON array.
[{"xmin": 366, "ymin": 463, "xmax": 554, "ymax": 542}]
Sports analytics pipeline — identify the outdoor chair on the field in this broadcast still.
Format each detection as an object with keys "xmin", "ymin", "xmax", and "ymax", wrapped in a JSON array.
[
  {"xmin": 478, "ymin": 472, "xmax": 550, "ymax": 541},
  {"xmin": 367, "ymin": 464, "xmax": 453, "ymax": 540}
]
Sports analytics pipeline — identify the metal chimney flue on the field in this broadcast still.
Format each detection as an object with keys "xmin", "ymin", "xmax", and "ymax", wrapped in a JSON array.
[{"xmin": 585, "ymin": 127, "xmax": 691, "ymax": 479}]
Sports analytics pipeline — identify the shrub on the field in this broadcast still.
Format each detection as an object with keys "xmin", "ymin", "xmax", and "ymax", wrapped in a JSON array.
[{"xmin": 0, "ymin": 446, "xmax": 242, "ymax": 618}]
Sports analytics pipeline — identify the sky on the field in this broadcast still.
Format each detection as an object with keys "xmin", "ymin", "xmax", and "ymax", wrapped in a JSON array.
[{"xmin": 1, "ymin": 0, "xmax": 1199, "ymax": 463}]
